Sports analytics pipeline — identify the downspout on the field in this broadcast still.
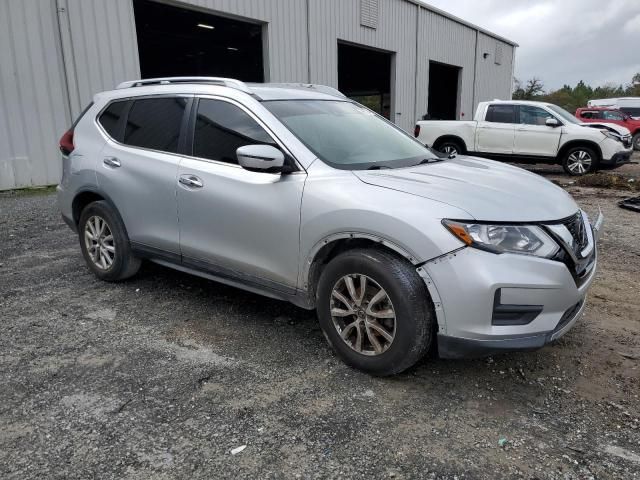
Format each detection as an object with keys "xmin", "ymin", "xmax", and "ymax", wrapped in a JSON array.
[
  {"xmin": 413, "ymin": 4, "xmax": 420, "ymax": 124},
  {"xmin": 472, "ymin": 29, "xmax": 478, "ymax": 117},
  {"xmin": 306, "ymin": 0, "xmax": 311, "ymax": 83}
]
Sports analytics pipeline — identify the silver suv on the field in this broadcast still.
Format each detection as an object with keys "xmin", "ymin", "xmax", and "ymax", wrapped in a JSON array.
[{"xmin": 57, "ymin": 77, "xmax": 603, "ymax": 375}]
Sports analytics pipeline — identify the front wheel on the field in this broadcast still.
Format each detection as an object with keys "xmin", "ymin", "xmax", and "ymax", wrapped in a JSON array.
[
  {"xmin": 562, "ymin": 146, "xmax": 598, "ymax": 176},
  {"xmin": 316, "ymin": 249, "xmax": 434, "ymax": 376},
  {"xmin": 632, "ymin": 133, "xmax": 640, "ymax": 151}
]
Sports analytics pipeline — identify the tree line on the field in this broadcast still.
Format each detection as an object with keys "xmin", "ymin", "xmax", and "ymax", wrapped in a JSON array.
[{"xmin": 512, "ymin": 73, "xmax": 640, "ymax": 112}]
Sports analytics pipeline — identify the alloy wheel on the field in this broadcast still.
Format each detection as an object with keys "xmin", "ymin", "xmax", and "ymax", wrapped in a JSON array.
[
  {"xmin": 84, "ymin": 215, "xmax": 115, "ymax": 270},
  {"xmin": 566, "ymin": 150, "xmax": 592, "ymax": 175},
  {"xmin": 441, "ymin": 145, "xmax": 458, "ymax": 155},
  {"xmin": 329, "ymin": 274, "xmax": 396, "ymax": 356}
]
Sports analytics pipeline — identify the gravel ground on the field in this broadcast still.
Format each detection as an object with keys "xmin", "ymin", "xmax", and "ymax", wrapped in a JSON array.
[{"xmin": 1, "ymin": 157, "xmax": 639, "ymax": 479}]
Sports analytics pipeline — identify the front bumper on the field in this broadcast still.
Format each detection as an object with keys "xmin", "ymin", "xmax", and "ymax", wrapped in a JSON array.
[
  {"xmin": 421, "ymin": 213, "xmax": 603, "ymax": 359},
  {"xmin": 601, "ymin": 150, "xmax": 633, "ymax": 167}
]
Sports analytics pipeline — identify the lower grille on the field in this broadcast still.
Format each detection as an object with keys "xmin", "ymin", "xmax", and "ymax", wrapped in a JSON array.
[{"xmin": 553, "ymin": 299, "xmax": 583, "ymax": 333}]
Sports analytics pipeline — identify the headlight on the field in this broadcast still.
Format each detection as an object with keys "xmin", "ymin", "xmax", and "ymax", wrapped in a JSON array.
[
  {"xmin": 600, "ymin": 129, "xmax": 619, "ymax": 141},
  {"xmin": 442, "ymin": 220, "xmax": 560, "ymax": 258}
]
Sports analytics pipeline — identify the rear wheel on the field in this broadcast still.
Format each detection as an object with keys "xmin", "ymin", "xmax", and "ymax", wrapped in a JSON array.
[
  {"xmin": 562, "ymin": 146, "xmax": 597, "ymax": 176},
  {"xmin": 436, "ymin": 139, "xmax": 463, "ymax": 156},
  {"xmin": 78, "ymin": 201, "xmax": 141, "ymax": 281},
  {"xmin": 316, "ymin": 249, "xmax": 433, "ymax": 376}
]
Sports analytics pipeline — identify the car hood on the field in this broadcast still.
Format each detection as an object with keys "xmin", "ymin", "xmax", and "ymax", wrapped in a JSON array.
[
  {"xmin": 353, "ymin": 157, "xmax": 579, "ymax": 222},
  {"xmin": 580, "ymin": 122, "xmax": 631, "ymax": 136}
]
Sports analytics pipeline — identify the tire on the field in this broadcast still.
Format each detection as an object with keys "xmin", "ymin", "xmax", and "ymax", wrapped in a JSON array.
[
  {"xmin": 78, "ymin": 200, "xmax": 141, "ymax": 281},
  {"xmin": 633, "ymin": 133, "xmax": 640, "ymax": 151},
  {"xmin": 316, "ymin": 248, "xmax": 434, "ymax": 376},
  {"xmin": 436, "ymin": 139, "xmax": 463, "ymax": 156},
  {"xmin": 561, "ymin": 146, "xmax": 598, "ymax": 176}
]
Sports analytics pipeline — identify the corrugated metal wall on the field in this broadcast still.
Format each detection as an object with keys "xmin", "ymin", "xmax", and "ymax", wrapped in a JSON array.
[
  {"xmin": 474, "ymin": 31, "xmax": 515, "ymax": 109},
  {"xmin": 0, "ymin": 0, "xmax": 70, "ymax": 190},
  {"xmin": 308, "ymin": 0, "xmax": 418, "ymax": 130},
  {"xmin": 0, "ymin": 0, "xmax": 515, "ymax": 190},
  {"xmin": 416, "ymin": 9, "xmax": 476, "ymax": 120}
]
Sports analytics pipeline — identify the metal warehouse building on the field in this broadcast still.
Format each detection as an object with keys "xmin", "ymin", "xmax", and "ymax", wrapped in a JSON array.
[{"xmin": 0, "ymin": 0, "xmax": 516, "ymax": 190}]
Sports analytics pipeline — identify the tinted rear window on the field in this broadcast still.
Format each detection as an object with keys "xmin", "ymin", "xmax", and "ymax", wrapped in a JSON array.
[
  {"xmin": 124, "ymin": 97, "xmax": 187, "ymax": 153},
  {"xmin": 98, "ymin": 101, "xmax": 127, "ymax": 140},
  {"xmin": 486, "ymin": 104, "xmax": 516, "ymax": 123}
]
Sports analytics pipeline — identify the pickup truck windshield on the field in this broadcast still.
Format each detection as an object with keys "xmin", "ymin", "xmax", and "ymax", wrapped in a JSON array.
[
  {"xmin": 547, "ymin": 104, "xmax": 581, "ymax": 125},
  {"xmin": 264, "ymin": 100, "xmax": 438, "ymax": 169}
]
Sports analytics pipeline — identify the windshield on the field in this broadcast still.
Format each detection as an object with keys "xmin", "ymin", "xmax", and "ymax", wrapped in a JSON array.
[
  {"xmin": 547, "ymin": 104, "xmax": 581, "ymax": 125},
  {"xmin": 263, "ymin": 100, "xmax": 438, "ymax": 169}
]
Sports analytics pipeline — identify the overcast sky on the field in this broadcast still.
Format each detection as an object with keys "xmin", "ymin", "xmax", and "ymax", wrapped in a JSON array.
[{"xmin": 424, "ymin": 0, "xmax": 640, "ymax": 92}]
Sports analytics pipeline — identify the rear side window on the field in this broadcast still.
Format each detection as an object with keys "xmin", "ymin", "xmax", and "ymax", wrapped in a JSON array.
[
  {"xmin": 124, "ymin": 97, "xmax": 187, "ymax": 153},
  {"xmin": 193, "ymin": 99, "xmax": 275, "ymax": 164},
  {"xmin": 98, "ymin": 101, "xmax": 127, "ymax": 140},
  {"xmin": 485, "ymin": 104, "xmax": 516, "ymax": 123}
]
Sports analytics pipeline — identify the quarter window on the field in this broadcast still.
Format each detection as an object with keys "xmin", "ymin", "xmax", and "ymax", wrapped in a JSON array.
[
  {"xmin": 98, "ymin": 101, "xmax": 128, "ymax": 140},
  {"xmin": 123, "ymin": 97, "xmax": 187, "ymax": 153},
  {"xmin": 485, "ymin": 104, "xmax": 516, "ymax": 123},
  {"xmin": 519, "ymin": 105, "xmax": 553, "ymax": 126},
  {"xmin": 193, "ymin": 99, "xmax": 275, "ymax": 164}
]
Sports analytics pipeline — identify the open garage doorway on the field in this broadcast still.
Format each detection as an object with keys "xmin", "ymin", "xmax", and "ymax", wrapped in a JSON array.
[
  {"xmin": 338, "ymin": 42, "xmax": 393, "ymax": 120},
  {"xmin": 427, "ymin": 61, "xmax": 461, "ymax": 120},
  {"xmin": 132, "ymin": 0, "xmax": 265, "ymax": 81}
]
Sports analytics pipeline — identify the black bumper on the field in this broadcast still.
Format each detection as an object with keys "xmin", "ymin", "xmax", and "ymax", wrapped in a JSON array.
[
  {"xmin": 601, "ymin": 150, "xmax": 632, "ymax": 167},
  {"xmin": 437, "ymin": 333, "xmax": 548, "ymax": 359}
]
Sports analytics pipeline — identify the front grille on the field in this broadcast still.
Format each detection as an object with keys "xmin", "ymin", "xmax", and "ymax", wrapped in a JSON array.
[{"xmin": 563, "ymin": 212, "xmax": 588, "ymax": 254}]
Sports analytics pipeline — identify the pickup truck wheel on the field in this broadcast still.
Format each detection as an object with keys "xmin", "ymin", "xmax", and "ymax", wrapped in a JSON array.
[
  {"xmin": 633, "ymin": 133, "xmax": 640, "ymax": 151},
  {"xmin": 562, "ymin": 146, "xmax": 597, "ymax": 176},
  {"xmin": 316, "ymin": 249, "xmax": 433, "ymax": 376},
  {"xmin": 437, "ymin": 140, "xmax": 463, "ymax": 156}
]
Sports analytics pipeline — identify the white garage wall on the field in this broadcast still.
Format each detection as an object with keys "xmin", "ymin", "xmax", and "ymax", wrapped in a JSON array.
[
  {"xmin": 308, "ymin": 0, "xmax": 418, "ymax": 131},
  {"xmin": 0, "ymin": 0, "xmax": 70, "ymax": 190}
]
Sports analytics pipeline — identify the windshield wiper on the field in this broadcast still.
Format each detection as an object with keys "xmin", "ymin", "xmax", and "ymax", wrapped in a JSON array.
[
  {"xmin": 366, "ymin": 165, "xmax": 392, "ymax": 170},
  {"xmin": 417, "ymin": 157, "xmax": 444, "ymax": 165}
]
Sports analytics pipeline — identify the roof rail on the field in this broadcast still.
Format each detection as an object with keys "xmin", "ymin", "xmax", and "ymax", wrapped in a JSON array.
[
  {"xmin": 116, "ymin": 77, "xmax": 252, "ymax": 93},
  {"xmin": 261, "ymin": 83, "xmax": 346, "ymax": 98}
]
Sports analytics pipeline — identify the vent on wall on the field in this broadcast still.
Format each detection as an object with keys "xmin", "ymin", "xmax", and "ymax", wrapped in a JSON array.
[
  {"xmin": 494, "ymin": 43, "xmax": 503, "ymax": 65},
  {"xmin": 360, "ymin": 0, "xmax": 379, "ymax": 29}
]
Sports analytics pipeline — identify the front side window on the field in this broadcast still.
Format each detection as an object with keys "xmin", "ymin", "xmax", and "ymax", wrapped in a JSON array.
[
  {"xmin": 485, "ymin": 104, "xmax": 516, "ymax": 123},
  {"xmin": 123, "ymin": 97, "xmax": 187, "ymax": 153},
  {"xmin": 98, "ymin": 100, "xmax": 128, "ymax": 140},
  {"xmin": 193, "ymin": 99, "xmax": 275, "ymax": 164},
  {"xmin": 519, "ymin": 105, "xmax": 553, "ymax": 126},
  {"xmin": 602, "ymin": 110, "xmax": 625, "ymax": 121},
  {"xmin": 264, "ymin": 100, "xmax": 437, "ymax": 169}
]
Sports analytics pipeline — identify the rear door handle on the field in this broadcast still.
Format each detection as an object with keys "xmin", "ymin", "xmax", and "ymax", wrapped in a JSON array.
[
  {"xmin": 103, "ymin": 156, "xmax": 121, "ymax": 168},
  {"xmin": 179, "ymin": 174, "xmax": 203, "ymax": 188}
]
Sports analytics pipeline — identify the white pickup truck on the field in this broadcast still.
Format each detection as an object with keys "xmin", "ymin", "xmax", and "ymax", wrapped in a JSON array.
[{"xmin": 415, "ymin": 100, "xmax": 633, "ymax": 175}]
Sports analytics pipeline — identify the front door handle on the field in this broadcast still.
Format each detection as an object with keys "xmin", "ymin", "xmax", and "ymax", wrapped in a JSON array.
[
  {"xmin": 179, "ymin": 175, "xmax": 203, "ymax": 188},
  {"xmin": 103, "ymin": 156, "xmax": 121, "ymax": 168}
]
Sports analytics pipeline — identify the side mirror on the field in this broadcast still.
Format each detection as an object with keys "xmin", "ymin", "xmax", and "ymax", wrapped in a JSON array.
[
  {"xmin": 236, "ymin": 144, "xmax": 285, "ymax": 173},
  {"xmin": 545, "ymin": 117, "xmax": 560, "ymax": 128}
]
